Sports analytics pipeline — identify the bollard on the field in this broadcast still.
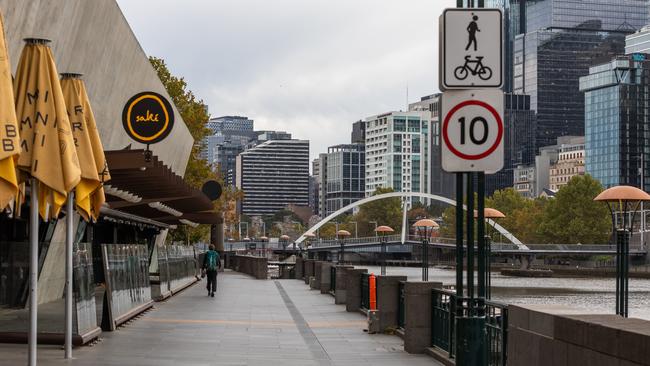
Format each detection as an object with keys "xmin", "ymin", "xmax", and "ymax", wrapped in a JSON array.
[{"xmin": 369, "ymin": 273, "xmax": 377, "ymax": 310}]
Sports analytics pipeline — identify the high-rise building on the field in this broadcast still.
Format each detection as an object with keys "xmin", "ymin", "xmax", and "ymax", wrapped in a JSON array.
[
  {"xmin": 512, "ymin": 0, "xmax": 648, "ymax": 157},
  {"xmin": 409, "ymin": 94, "xmax": 455, "ymax": 199},
  {"xmin": 310, "ymin": 158, "xmax": 321, "ymax": 217},
  {"xmin": 626, "ymin": 25, "xmax": 650, "ymax": 54},
  {"xmin": 236, "ymin": 140, "xmax": 310, "ymax": 216},
  {"xmin": 317, "ymin": 153, "xmax": 328, "ymax": 218},
  {"xmin": 580, "ymin": 55, "xmax": 650, "ymax": 190},
  {"xmin": 549, "ymin": 136, "xmax": 585, "ymax": 191},
  {"xmin": 365, "ymin": 111, "xmax": 431, "ymax": 205},
  {"xmin": 351, "ymin": 120, "xmax": 365, "ymax": 144},
  {"xmin": 324, "ymin": 144, "xmax": 365, "ymax": 216},
  {"xmin": 201, "ymin": 116, "xmax": 256, "ymax": 183},
  {"xmin": 486, "ymin": 94, "xmax": 536, "ymax": 195}
]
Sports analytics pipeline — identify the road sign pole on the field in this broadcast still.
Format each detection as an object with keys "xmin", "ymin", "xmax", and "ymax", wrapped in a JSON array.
[
  {"xmin": 466, "ymin": 173, "xmax": 474, "ymax": 299},
  {"xmin": 477, "ymin": 173, "xmax": 486, "ymax": 298},
  {"xmin": 456, "ymin": 173, "xmax": 464, "ymax": 298}
]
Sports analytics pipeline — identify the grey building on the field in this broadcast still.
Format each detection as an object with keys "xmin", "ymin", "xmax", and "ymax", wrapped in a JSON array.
[
  {"xmin": 580, "ymin": 55, "xmax": 650, "ymax": 190},
  {"xmin": 310, "ymin": 158, "xmax": 322, "ymax": 217},
  {"xmin": 236, "ymin": 140, "xmax": 310, "ymax": 216},
  {"xmin": 351, "ymin": 120, "xmax": 365, "ymax": 144},
  {"xmin": 512, "ymin": 0, "xmax": 648, "ymax": 158},
  {"xmin": 324, "ymin": 144, "xmax": 365, "ymax": 216},
  {"xmin": 201, "ymin": 116, "xmax": 256, "ymax": 184},
  {"xmin": 626, "ymin": 25, "xmax": 650, "ymax": 54},
  {"xmin": 409, "ymin": 94, "xmax": 455, "ymax": 199},
  {"xmin": 317, "ymin": 153, "xmax": 328, "ymax": 218}
]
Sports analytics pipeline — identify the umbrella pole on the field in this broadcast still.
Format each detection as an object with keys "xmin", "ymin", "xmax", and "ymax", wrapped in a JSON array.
[
  {"xmin": 28, "ymin": 178, "xmax": 39, "ymax": 366},
  {"xmin": 65, "ymin": 192, "xmax": 74, "ymax": 358}
]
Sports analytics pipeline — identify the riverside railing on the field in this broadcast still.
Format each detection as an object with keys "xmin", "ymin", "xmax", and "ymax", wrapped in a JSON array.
[
  {"xmin": 431, "ymin": 288, "xmax": 508, "ymax": 365},
  {"xmin": 431, "ymin": 288, "xmax": 456, "ymax": 357},
  {"xmin": 360, "ymin": 273, "xmax": 370, "ymax": 310},
  {"xmin": 397, "ymin": 282, "xmax": 405, "ymax": 329},
  {"xmin": 486, "ymin": 300, "xmax": 508, "ymax": 366},
  {"xmin": 330, "ymin": 266, "xmax": 336, "ymax": 295}
]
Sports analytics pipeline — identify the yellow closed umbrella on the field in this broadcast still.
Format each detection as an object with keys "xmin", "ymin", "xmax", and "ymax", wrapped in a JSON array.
[
  {"xmin": 14, "ymin": 39, "xmax": 81, "ymax": 220},
  {"xmin": 0, "ymin": 12, "xmax": 20, "ymax": 210},
  {"xmin": 61, "ymin": 74, "xmax": 110, "ymax": 222}
]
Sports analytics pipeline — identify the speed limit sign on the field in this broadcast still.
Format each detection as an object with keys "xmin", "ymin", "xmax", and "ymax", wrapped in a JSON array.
[{"xmin": 441, "ymin": 90, "xmax": 504, "ymax": 173}]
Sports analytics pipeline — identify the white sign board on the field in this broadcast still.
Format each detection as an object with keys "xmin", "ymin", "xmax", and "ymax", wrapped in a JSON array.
[
  {"xmin": 440, "ymin": 8, "xmax": 503, "ymax": 90},
  {"xmin": 441, "ymin": 89, "xmax": 504, "ymax": 173}
]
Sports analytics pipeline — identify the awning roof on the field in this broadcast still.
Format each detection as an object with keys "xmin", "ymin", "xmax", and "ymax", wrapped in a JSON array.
[{"xmin": 103, "ymin": 149, "xmax": 222, "ymax": 226}]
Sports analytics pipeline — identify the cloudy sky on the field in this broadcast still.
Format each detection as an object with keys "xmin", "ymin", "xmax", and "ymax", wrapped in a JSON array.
[{"xmin": 116, "ymin": 0, "xmax": 454, "ymax": 162}]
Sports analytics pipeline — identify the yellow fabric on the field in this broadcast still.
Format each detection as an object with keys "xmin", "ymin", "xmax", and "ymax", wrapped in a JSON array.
[
  {"xmin": 0, "ymin": 12, "xmax": 20, "ymax": 210},
  {"xmin": 14, "ymin": 42, "xmax": 81, "ymax": 220},
  {"xmin": 61, "ymin": 77, "xmax": 110, "ymax": 221}
]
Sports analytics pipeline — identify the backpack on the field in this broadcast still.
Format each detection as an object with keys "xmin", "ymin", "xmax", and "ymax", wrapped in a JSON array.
[{"xmin": 206, "ymin": 250, "xmax": 219, "ymax": 271}]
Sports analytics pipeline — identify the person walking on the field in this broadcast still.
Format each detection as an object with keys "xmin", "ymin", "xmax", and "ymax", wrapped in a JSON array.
[
  {"xmin": 202, "ymin": 245, "xmax": 221, "ymax": 297},
  {"xmin": 465, "ymin": 15, "xmax": 480, "ymax": 51}
]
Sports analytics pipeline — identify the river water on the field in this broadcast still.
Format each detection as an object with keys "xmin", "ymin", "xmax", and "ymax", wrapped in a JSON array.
[{"xmin": 356, "ymin": 265, "xmax": 650, "ymax": 320}]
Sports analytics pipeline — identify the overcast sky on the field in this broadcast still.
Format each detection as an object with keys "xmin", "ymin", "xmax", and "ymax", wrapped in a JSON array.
[{"xmin": 116, "ymin": 0, "xmax": 454, "ymax": 162}]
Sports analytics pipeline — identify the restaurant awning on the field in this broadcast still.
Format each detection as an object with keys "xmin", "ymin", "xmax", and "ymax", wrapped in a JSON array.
[{"xmin": 103, "ymin": 149, "xmax": 221, "ymax": 226}]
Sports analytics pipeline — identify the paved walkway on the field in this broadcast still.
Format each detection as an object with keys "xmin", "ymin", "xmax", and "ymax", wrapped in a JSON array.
[{"xmin": 0, "ymin": 271, "xmax": 440, "ymax": 366}]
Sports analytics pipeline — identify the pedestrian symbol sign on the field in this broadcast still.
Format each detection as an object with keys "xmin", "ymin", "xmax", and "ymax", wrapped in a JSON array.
[
  {"xmin": 441, "ymin": 90, "xmax": 504, "ymax": 173},
  {"xmin": 440, "ymin": 8, "xmax": 503, "ymax": 90}
]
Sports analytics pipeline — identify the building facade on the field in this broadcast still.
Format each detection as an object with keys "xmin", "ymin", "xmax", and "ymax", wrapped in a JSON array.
[
  {"xmin": 580, "ymin": 55, "xmax": 650, "ymax": 190},
  {"xmin": 201, "ymin": 116, "xmax": 256, "ymax": 184},
  {"xmin": 549, "ymin": 137, "xmax": 585, "ymax": 191},
  {"xmin": 351, "ymin": 120, "xmax": 365, "ymax": 144},
  {"xmin": 409, "ymin": 94, "xmax": 455, "ymax": 199},
  {"xmin": 310, "ymin": 158, "xmax": 321, "ymax": 217},
  {"xmin": 236, "ymin": 140, "xmax": 310, "ymax": 216},
  {"xmin": 512, "ymin": 0, "xmax": 647, "ymax": 160},
  {"xmin": 625, "ymin": 25, "xmax": 650, "ymax": 55},
  {"xmin": 514, "ymin": 165, "xmax": 536, "ymax": 198},
  {"xmin": 324, "ymin": 144, "xmax": 365, "ymax": 216},
  {"xmin": 365, "ymin": 111, "xmax": 431, "ymax": 204}
]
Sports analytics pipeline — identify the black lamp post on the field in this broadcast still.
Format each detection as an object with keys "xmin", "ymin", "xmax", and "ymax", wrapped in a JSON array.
[
  {"xmin": 375, "ymin": 225, "xmax": 395, "ymax": 276},
  {"xmin": 595, "ymin": 185, "xmax": 650, "ymax": 317},
  {"xmin": 280, "ymin": 235, "xmax": 290, "ymax": 253},
  {"xmin": 413, "ymin": 219, "xmax": 439, "ymax": 281},
  {"xmin": 474, "ymin": 208, "xmax": 505, "ymax": 299},
  {"xmin": 336, "ymin": 230, "xmax": 351, "ymax": 264}
]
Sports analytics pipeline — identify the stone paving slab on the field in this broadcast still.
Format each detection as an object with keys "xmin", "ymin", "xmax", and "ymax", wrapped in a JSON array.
[{"xmin": 0, "ymin": 271, "xmax": 440, "ymax": 366}]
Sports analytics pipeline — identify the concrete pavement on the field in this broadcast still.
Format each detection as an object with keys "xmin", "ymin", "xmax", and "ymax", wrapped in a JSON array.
[{"xmin": 0, "ymin": 270, "xmax": 440, "ymax": 365}]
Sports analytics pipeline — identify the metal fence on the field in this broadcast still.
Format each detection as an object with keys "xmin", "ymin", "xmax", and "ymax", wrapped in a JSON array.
[
  {"xmin": 397, "ymin": 282, "xmax": 405, "ymax": 329},
  {"xmin": 330, "ymin": 266, "xmax": 336, "ymax": 294},
  {"xmin": 486, "ymin": 300, "xmax": 509, "ymax": 366},
  {"xmin": 431, "ymin": 288, "xmax": 456, "ymax": 356},
  {"xmin": 431, "ymin": 288, "xmax": 508, "ymax": 365},
  {"xmin": 360, "ymin": 273, "xmax": 370, "ymax": 310}
]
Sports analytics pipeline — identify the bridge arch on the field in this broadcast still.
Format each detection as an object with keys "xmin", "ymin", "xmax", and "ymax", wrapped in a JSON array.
[{"xmin": 296, "ymin": 192, "xmax": 528, "ymax": 250}]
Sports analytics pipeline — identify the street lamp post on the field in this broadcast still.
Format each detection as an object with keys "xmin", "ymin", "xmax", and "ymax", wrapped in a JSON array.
[
  {"xmin": 350, "ymin": 221, "xmax": 358, "ymax": 238},
  {"xmin": 280, "ymin": 234, "xmax": 290, "ymax": 253},
  {"xmin": 595, "ymin": 185, "xmax": 650, "ymax": 317},
  {"xmin": 303, "ymin": 233, "xmax": 316, "ymax": 259},
  {"xmin": 375, "ymin": 226, "xmax": 395, "ymax": 276},
  {"xmin": 413, "ymin": 219, "xmax": 439, "ymax": 281},
  {"xmin": 369, "ymin": 221, "xmax": 378, "ymax": 239},
  {"xmin": 474, "ymin": 208, "xmax": 505, "ymax": 299},
  {"xmin": 336, "ymin": 230, "xmax": 351, "ymax": 264}
]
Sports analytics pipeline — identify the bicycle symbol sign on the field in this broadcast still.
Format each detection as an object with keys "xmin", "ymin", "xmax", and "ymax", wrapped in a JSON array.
[
  {"xmin": 441, "ymin": 90, "xmax": 504, "ymax": 173},
  {"xmin": 440, "ymin": 8, "xmax": 502, "ymax": 90}
]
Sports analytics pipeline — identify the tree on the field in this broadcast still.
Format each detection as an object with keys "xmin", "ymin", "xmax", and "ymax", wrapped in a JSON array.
[
  {"xmin": 355, "ymin": 187, "xmax": 403, "ymax": 235},
  {"xmin": 538, "ymin": 175, "xmax": 611, "ymax": 244},
  {"xmin": 150, "ymin": 57, "xmax": 242, "ymax": 244}
]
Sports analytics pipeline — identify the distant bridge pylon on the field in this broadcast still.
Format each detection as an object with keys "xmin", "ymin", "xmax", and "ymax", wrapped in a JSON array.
[{"xmin": 296, "ymin": 192, "xmax": 528, "ymax": 250}]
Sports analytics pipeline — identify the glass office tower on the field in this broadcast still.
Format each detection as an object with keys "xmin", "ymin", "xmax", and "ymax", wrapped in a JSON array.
[{"xmin": 580, "ymin": 55, "xmax": 650, "ymax": 190}]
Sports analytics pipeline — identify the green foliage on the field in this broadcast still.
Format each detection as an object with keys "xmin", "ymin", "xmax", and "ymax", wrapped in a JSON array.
[
  {"xmin": 150, "ymin": 56, "xmax": 225, "ymax": 244},
  {"xmin": 441, "ymin": 176, "xmax": 611, "ymax": 245},
  {"xmin": 537, "ymin": 175, "xmax": 611, "ymax": 244},
  {"xmin": 355, "ymin": 188, "xmax": 403, "ymax": 235}
]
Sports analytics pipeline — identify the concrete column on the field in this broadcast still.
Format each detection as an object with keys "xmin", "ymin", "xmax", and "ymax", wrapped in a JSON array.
[
  {"xmin": 311, "ymin": 261, "xmax": 324, "ymax": 290},
  {"xmin": 345, "ymin": 268, "xmax": 368, "ymax": 313},
  {"xmin": 295, "ymin": 256, "xmax": 304, "ymax": 280},
  {"xmin": 334, "ymin": 265, "xmax": 354, "ymax": 304},
  {"xmin": 376, "ymin": 275, "xmax": 408, "ymax": 332},
  {"xmin": 320, "ymin": 262, "xmax": 334, "ymax": 294},
  {"xmin": 403, "ymin": 281, "xmax": 442, "ymax": 354}
]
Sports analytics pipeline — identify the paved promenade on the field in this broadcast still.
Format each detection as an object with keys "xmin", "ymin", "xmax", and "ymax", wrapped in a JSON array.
[{"xmin": 0, "ymin": 271, "xmax": 440, "ymax": 366}]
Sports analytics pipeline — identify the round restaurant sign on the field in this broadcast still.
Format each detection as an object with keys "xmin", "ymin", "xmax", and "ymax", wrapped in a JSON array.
[{"xmin": 122, "ymin": 91, "xmax": 174, "ymax": 144}]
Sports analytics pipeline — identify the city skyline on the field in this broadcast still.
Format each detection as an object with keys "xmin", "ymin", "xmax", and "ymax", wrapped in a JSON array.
[{"xmin": 116, "ymin": 0, "xmax": 455, "ymax": 162}]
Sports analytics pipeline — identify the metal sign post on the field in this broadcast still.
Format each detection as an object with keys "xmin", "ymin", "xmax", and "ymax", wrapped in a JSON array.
[{"xmin": 441, "ymin": 1, "xmax": 502, "ymax": 365}]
